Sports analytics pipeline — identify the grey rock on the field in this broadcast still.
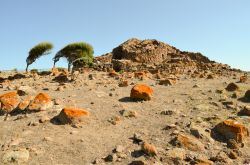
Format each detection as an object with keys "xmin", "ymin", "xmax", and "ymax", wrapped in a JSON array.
[
  {"xmin": 120, "ymin": 109, "xmax": 137, "ymax": 117},
  {"xmin": 17, "ymin": 86, "xmax": 36, "ymax": 96},
  {"xmin": 115, "ymin": 145, "xmax": 124, "ymax": 153},
  {"xmin": 2, "ymin": 149, "xmax": 29, "ymax": 164}
]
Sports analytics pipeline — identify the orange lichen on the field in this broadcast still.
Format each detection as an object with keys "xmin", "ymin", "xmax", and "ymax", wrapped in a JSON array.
[
  {"xmin": 239, "ymin": 75, "xmax": 247, "ymax": 83},
  {"xmin": 57, "ymin": 107, "xmax": 90, "ymax": 125},
  {"xmin": 32, "ymin": 93, "xmax": 50, "ymax": 104},
  {"xmin": 215, "ymin": 119, "xmax": 249, "ymax": 142},
  {"xmin": 142, "ymin": 142, "xmax": 157, "ymax": 156},
  {"xmin": 0, "ymin": 91, "xmax": 17, "ymax": 99},
  {"xmin": 130, "ymin": 84, "xmax": 153, "ymax": 101},
  {"xmin": 109, "ymin": 70, "xmax": 119, "ymax": 77},
  {"xmin": 0, "ymin": 91, "xmax": 19, "ymax": 112},
  {"xmin": 175, "ymin": 134, "xmax": 204, "ymax": 152},
  {"xmin": 28, "ymin": 93, "xmax": 52, "ymax": 111},
  {"xmin": 62, "ymin": 107, "xmax": 90, "ymax": 118}
]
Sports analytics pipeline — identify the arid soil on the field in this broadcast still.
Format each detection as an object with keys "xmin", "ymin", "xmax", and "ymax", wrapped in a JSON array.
[{"xmin": 0, "ymin": 69, "xmax": 249, "ymax": 165}]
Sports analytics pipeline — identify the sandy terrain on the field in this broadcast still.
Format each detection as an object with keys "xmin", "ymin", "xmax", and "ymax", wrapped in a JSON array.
[{"xmin": 0, "ymin": 69, "xmax": 249, "ymax": 165}]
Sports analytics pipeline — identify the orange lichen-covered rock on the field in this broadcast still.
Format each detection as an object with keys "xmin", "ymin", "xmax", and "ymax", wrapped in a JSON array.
[
  {"xmin": 172, "ymin": 134, "xmax": 205, "ymax": 152},
  {"xmin": 214, "ymin": 119, "xmax": 249, "ymax": 142},
  {"xmin": 239, "ymin": 75, "xmax": 247, "ymax": 83},
  {"xmin": 18, "ymin": 96, "xmax": 34, "ymax": 111},
  {"xmin": 0, "ymin": 91, "xmax": 20, "ymax": 113},
  {"xmin": 141, "ymin": 142, "xmax": 157, "ymax": 156},
  {"xmin": 130, "ymin": 84, "xmax": 153, "ymax": 101},
  {"xmin": 109, "ymin": 70, "xmax": 119, "ymax": 77},
  {"xmin": 56, "ymin": 107, "xmax": 90, "ymax": 124},
  {"xmin": 225, "ymin": 83, "xmax": 239, "ymax": 91},
  {"xmin": 28, "ymin": 93, "xmax": 53, "ymax": 111}
]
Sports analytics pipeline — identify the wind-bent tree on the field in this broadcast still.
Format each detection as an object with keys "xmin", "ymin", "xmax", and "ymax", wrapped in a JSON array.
[
  {"xmin": 53, "ymin": 42, "xmax": 94, "ymax": 72},
  {"xmin": 26, "ymin": 42, "xmax": 53, "ymax": 72}
]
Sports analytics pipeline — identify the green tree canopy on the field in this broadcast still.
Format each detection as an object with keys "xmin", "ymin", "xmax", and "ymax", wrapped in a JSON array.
[
  {"xmin": 53, "ymin": 42, "xmax": 94, "ymax": 71},
  {"xmin": 26, "ymin": 42, "xmax": 53, "ymax": 71}
]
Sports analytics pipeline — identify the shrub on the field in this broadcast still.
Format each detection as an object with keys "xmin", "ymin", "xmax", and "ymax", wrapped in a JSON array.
[
  {"xmin": 26, "ymin": 42, "xmax": 53, "ymax": 71},
  {"xmin": 53, "ymin": 42, "xmax": 94, "ymax": 71}
]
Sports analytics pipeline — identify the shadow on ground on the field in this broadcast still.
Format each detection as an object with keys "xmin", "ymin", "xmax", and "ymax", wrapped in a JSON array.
[
  {"xmin": 119, "ymin": 97, "xmax": 144, "ymax": 103},
  {"xmin": 238, "ymin": 97, "xmax": 250, "ymax": 103},
  {"xmin": 210, "ymin": 128, "xmax": 227, "ymax": 143}
]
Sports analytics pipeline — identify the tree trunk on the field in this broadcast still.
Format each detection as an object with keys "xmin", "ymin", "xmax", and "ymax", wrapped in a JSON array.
[
  {"xmin": 68, "ymin": 63, "xmax": 71, "ymax": 72},
  {"xmin": 53, "ymin": 61, "xmax": 56, "ymax": 69},
  {"xmin": 25, "ymin": 64, "xmax": 29, "ymax": 72}
]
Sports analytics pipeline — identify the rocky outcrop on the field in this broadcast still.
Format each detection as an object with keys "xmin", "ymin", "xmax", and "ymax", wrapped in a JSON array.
[{"xmin": 112, "ymin": 38, "xmax": 180, "ymax": 64}]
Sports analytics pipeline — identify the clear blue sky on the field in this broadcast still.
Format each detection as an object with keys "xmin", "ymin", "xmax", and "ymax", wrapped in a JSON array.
[{"xmin": 0, "ymin": 0, "xmax": 249, "ymax": 71}]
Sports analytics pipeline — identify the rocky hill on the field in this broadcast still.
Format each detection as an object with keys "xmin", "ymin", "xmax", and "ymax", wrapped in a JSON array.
[
  {"xmin": 96, "ymin": 38, "xmax": 210, "ymax": 63},
  {"xmin": 94, "ymin": 38, "xmax": 238, "ymax": 78}
]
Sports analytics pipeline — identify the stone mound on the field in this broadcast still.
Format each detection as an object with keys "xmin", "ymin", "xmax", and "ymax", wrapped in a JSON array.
[
  {"xmin": 112, "ymin": 38, "xmax": 180, "ymax": 64},
  {"xmin": 96, "ymin": 38, "xmax": 214, "ymax": 65},
  {"xmin": 94, "ymin": 38, "xmax": 239, "ymax": 75}
]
